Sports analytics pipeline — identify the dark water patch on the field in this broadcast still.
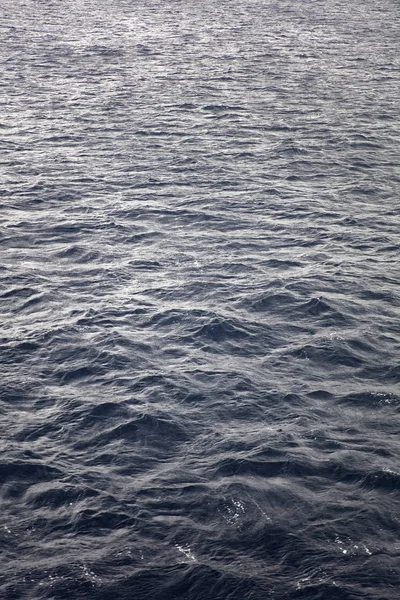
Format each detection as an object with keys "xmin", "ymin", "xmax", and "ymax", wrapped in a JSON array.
[
  {"xmin": 73, "ymin": 413, "xmax": 190, "ymax": 453},
  {"xmin": 0, "ymin": 286, "xmax": 39, "ymax": 299},
  {"xmin": 213, "ymin": 451, "xmax": 400, "ymax": 495},
  {"xmin": 66, "ymin": 508, "xmax": 136, "ymax": 536},
  {"xmin": 289, "ymin": 342, "xmax": 365, "ymax": 368},
  {"xmin": 82, "ymin": 401, "xmax": 131, "ymax": 423},
  {"xmin": 25, "ymin": 484, "xmax": 99, "ymax": 509},
  {"xmin": 129, "ymin": 259, "xmax": 162, "ymax": 270},
  {"xmin": 0, "ymin": 461, "xmax": 62, "ymax": 485},
  {"xmin": 358, "ymin": 364, "xmax": 400, "ymax": 384},
  {"xmin": 301, "ymin": 297, "xmax": 334, "ymax": 316},
  {"xmin": 193, "ymin": 317, "xmax": 251, "ymax": 343},
  {"xmin": 14, "ymin": 417, "xmax": 67, "ymax": 443},
  {"xmin": 264, "ymin": 258, "xmax": 303, "ymax": 269},
  {"xmin": 307, "ymin": 390, "xmax": 334, "ymax": 400},
  {"xmin": 249, "ymin": 291, "xmax": 299, "ymax": 312},
  {"xmin": 0, "ymin": 339, "xmax": 41, "ymax": 366},
  {"xmin": 360, "ymin": 469, "xmax": 400, "ymax": 493},
  {"xmin": 55, "ymin": 365, "xmax": 105, "ymax": 384},
  {"xmin": 337, "ymin": 392, "xmax": 400, "ymax": 408},
  {"xmin": 55, "ymin": 244, "xmax": 102, "ymax": 263},
  {"xmin": 13, "ymin": 292, "xmax": 48, "ymax": 314},
  {"xmin": 108, "ymin": 564, "xmax": 267, "ymax": 600}
]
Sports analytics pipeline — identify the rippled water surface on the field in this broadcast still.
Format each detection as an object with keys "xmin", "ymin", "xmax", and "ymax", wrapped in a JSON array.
[{"xmin": 1, "ymin": 0, "xmax": 400, "ymax": 598}]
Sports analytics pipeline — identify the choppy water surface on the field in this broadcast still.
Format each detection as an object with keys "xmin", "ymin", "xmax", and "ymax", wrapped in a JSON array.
[{"xmin": 1, "ymin": 0, "xmax": 400, "ymax": 597}]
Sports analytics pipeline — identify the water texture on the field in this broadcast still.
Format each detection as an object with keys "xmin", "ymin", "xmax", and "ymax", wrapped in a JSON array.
[{"xmin": 1, "ymin": 0, "xmax": 400, "ymax": 598}]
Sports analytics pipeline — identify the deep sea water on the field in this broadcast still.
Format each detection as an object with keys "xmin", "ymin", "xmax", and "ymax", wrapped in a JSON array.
[{"xmin": 1, "ymin": 0, "xmax": 400, "ymax": 598}]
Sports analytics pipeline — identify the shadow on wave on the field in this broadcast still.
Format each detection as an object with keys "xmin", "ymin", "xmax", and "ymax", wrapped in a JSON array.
[{"xmin": 214, "ymin": 456, "xmax": 400, "ymax": 493}]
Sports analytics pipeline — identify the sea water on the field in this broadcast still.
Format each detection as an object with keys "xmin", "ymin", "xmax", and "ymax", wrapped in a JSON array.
[{"xmin": 1, "ymin": 0, "xmax": 400, "ymax": 598}]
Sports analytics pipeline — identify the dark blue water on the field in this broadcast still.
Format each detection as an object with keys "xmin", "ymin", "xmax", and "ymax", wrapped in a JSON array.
[{"xmin": 1, "ymin": 0, "xmax": 400, "ymax": 598}]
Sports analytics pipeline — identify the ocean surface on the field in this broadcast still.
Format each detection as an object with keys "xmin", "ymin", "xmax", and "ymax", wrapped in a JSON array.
[{"xmin": 1, "ymin": 0, "xmax": 400, "ymax": 598}]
